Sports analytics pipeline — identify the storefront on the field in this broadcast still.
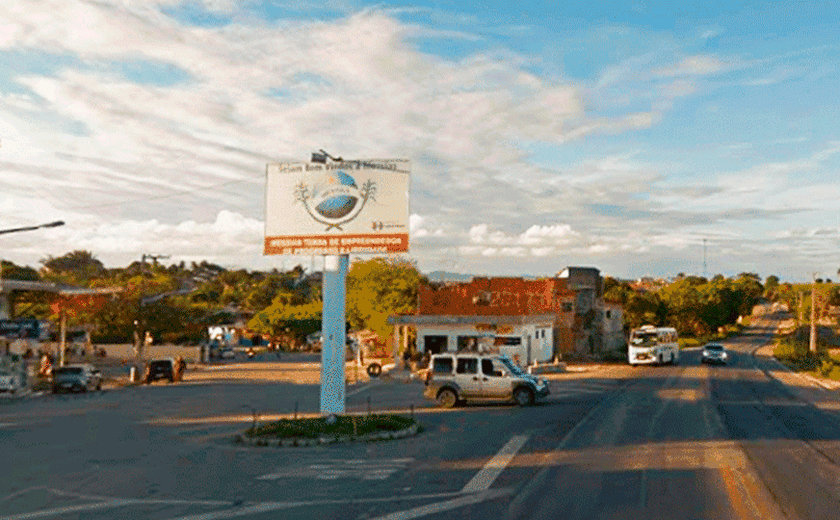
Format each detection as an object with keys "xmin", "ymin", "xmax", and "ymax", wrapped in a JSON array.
[{"xmin": 391, "ymin": 314, "xmax": 556, "ymax": 366}]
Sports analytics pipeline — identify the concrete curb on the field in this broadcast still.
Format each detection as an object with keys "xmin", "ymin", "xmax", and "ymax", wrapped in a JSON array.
[
  {"xmin": 528, "ymin": 363, "xmax": 567, "ymax": 375},
  {"xmin": 234, "ymin": 422, "xmax": 420, "ymax": 447}
]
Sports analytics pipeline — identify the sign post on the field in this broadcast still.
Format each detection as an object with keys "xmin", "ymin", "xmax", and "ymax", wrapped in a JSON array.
[
  {"xmin": 265, "ymin": 158, "xmax": 410, "ymax": 415},
  {"xmin": 320, "ymin": 254, "xmax": 348, "ymax": 414}
]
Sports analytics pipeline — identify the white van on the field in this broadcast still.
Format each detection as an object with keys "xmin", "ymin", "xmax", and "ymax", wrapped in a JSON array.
[{"xmin": 628, "ymin": 325, "xmax": 680, "ymax": 365}]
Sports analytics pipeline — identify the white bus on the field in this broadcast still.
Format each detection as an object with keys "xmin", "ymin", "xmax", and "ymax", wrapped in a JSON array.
[{"xmin": 628, "ymin": 325, "xmax": 680, "ymax": 366}]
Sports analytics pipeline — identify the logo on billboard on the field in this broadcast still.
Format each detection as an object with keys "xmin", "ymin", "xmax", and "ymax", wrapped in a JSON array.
[{"xmin": 294, "ymin": 170, "xmax": 377, "ymax": 231}]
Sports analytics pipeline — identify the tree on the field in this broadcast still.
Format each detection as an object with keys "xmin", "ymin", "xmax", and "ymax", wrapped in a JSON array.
[
  {"xmin": 0, "ymin": 260, "xmax": 40, "ymax": 281},
  {"xmin": 346, "ymin": 257, "xmax": 424, "ymax": 339},
  {"xmin": 764, "ymin": 275, "xmax": 780, "ymax": 299},
  {"xmin": 40, "ymin": 250, "xmax": 105, "ymax": 284}
]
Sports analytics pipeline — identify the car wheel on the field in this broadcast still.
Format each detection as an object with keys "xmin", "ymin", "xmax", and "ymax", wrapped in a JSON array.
[
  {"xmin": 658, "ymin": 355, "xmax": 663, "ymax": 365},
  {"xmin": 96, "ymin": 382, "xmax": 102, "ymax": 391},
  {"xmin": 437, "ymin": 388, "xmax": 458, "ymax": 408},
  {"xmin": 513, "ymin": 387, "xmax": 535, "ymax": 407},
  {"xmin": 366, "ymin": 363, "xmax": 382, "ymax": 378}
]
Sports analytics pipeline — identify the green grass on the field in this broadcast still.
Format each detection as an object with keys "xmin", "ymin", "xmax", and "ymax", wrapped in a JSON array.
[
  {"xmin": 244, "ymin": 414, "xmax": 417, "ymax": 439},
  {"xmin": 773, "ymin": 336, "xmax": 840, "ymax": 381}
]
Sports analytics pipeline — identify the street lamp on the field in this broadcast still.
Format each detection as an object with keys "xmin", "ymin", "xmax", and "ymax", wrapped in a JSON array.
[
  {"xmin": 0, "ymin": 220, "xmax": 65, "ymax": 235},
  {"xmin": 1, "ymin": 219, "xmax": 65, "ymax": 302}
]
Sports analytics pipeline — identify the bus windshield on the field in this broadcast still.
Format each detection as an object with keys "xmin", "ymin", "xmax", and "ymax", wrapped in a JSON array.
[{"xmin": 630, "ymin": 331, "xmax": 658, "ymax": 346}]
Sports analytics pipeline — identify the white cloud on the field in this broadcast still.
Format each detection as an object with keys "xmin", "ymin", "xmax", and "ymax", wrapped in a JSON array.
[
  {"xmin": 657, "ymin": 55, "xmax": 724, "ymax": 76},
  {"xmin": 530, "ymin": 247, "xmax": 554, "ymax": 257},
  {"xmin": 468, "ymin": 224, "xmax": 488, "ymax": 243}
]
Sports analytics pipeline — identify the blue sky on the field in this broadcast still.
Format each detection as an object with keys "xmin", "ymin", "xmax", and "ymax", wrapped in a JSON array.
[{"xmin": 1, "ymin": 0, "xmax": 839, "ymax": 282}]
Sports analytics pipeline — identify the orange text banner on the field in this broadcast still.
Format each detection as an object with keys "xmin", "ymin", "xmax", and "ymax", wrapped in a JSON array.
[{"xmin": 264, "ymin": 233, "xmax": 408, "ymax": 255}]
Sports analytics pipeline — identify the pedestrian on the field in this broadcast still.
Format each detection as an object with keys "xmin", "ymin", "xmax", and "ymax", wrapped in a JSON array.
[{"xmin": 174, "ymin": 356, "xmax": 186, "ymax": 381}]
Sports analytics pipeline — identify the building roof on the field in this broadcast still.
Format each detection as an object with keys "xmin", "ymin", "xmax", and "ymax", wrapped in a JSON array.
[
  {"xmin": 418, "ymin": 277, "xmax": 576, "ymax": 316},
  {"xmin": 0, "ymin": 280, "xmax": 122, "ymax": 295},
  {"xmin": 390, "ymin": 314, "xmax": 556, "ymax": 326}
]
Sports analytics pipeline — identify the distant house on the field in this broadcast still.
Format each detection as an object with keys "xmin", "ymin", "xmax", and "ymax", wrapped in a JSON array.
[{"xmin": 390, "ymin": 266, "xmax": 625, "ymax": 363}]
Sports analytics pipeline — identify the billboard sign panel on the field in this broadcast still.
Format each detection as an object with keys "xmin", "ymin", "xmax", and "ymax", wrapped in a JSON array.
[{"xmin": 264, "ymin": 159, "xmax": 410, "ymax": 255}]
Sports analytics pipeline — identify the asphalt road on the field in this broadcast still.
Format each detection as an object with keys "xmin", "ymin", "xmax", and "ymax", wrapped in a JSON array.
[{"xmin": 1, "ymin": 312, "xmax": 838, "ymax": 520}]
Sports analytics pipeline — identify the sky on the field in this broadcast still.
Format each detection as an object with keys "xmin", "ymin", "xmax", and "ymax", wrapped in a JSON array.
[{"xmin": 1, "ymin": 0, "xmax": 839, "ymax": 283}]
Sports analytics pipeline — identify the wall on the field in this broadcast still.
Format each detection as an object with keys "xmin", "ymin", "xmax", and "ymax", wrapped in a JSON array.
[
  {"xmin": 42, "ymin": 343, "xmax": 203, "ymax": 364},
  {"xmin": 415, "ymin": 322, "xmax": 554, "ymax": 364},
  {"xmin": 603, "ymin": 304, "xmax": 626, "ymax": 354}
]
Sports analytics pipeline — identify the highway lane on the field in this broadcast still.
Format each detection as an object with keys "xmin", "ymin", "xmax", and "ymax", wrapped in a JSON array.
[
  {"xmin": 714, "ymin": 313, "xmax": 840, "ymax": 520},
  {"xmin": 495, "ymin": 311, "xmax": 838, "ymax": 520}
]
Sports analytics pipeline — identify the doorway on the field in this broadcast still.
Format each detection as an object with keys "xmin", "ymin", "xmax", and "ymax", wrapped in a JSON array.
[{"xmin": 423, "ymin": 335, "xmax": 448, "ymax": 355}]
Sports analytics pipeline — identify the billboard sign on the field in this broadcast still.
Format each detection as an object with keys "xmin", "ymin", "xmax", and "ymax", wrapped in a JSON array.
[{"xmin": 264, "ymin": 159, "xmax": 410, "ymax": 255}]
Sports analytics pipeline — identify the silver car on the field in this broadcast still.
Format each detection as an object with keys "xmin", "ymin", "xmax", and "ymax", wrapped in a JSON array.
[
  {"xmin": 701, "ymin": 343, "xmax": 728, "ymax": 365},
  {"xmin": 51, "ymin": 364, "xmax": 102, "ymax": 393},
  {"xmin": 423, "ymin": 352, "xmax": 550, "ymax": 408}
]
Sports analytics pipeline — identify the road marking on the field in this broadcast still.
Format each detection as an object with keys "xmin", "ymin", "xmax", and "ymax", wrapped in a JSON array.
[
  {"xmin": 346, "ymin": 380, "xmax": 379, "ymax": 397},
  {"xmin": 368, "ymin": 488, "xmax": 512, "ymax": 520},
  {"xmin": 716, "ymin": 399, "xmax": 807, "ymax": 407},
  {"xmin": 460, "ymin": 434, "xmax": 530, "ymax": 494},
  {"xmin": 5, "ymin": 488, "xmax": 500, "ymax": 520},
  {"xmin": 257, "ymin": 458, "xmax": 413, "ymax": 481},
  {"xmin": 0, "ymin": 499, "xmax": 141, "ymax": 520}
]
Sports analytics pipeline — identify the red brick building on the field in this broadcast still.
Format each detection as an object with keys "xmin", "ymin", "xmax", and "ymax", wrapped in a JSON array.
[{"xmin": 392, "ymin": 267, "xmax": 625, "ymax": 363}]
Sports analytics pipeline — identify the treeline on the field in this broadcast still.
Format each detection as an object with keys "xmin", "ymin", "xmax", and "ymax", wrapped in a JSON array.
[
  {"xmin": 5, "ymin": 250, "xmax": 827, "ymax": 345},
  {"xmin": 604, "ymin": 273, "xmax": 768, "ymax": 337},
  {"xmin": 2, "ymin": 251, "xmax": 423, "ymax": 346}
]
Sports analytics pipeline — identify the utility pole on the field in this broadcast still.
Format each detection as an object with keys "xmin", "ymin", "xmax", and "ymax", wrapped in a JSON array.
[
  {"xmin": 703, "ymin": 238, "xmax": 707, "ymax": 279},
  {"xmin": 810, "ymin": 272, "xmax": 818, "ymax": 355},
  {"xmin": 797, "ymin": 291, "xmax": 803, "ymax": 327}
]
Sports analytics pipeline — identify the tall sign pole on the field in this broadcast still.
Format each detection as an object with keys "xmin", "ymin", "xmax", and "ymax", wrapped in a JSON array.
[
  {"xmin": 320, "ymin": 254, "xmax": 348, "ymax": 414},
  {"xmin": 264, "ymin": 155, "xmax": 410, "ymax": 416}
]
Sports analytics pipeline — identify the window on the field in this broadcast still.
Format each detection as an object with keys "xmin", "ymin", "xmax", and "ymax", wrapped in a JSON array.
[
  {"xmin": 481, "ymin": 359, "xmax": 503, "ymax": 377},
  {"xmin": 456, "ymin": 357, "xmax": 478, "ymax": 374},
  {"xmin": 433, "ymin": 357, "xmax": 454, "ymax": 374},
  {"xmin": 561, "ymin": 302, "xmax": 574, "ymax": 312},
  {"xmin": 494, "ymin": 337, "xmax": 522, "ymax": 346},
  {"xmin": 606, "ymin": 310, "xmax": 612, "ymax": 319}
]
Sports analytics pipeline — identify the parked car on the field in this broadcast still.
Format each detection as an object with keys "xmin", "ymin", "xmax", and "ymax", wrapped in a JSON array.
[
  {"xmin": 0, "ymin": 371, "xmax": 20, "ymax": 394},
  {"xmin": 701, "ymin": 343, "xmax": 729, "ymax": 365},
  {"xmin": 51, "ymin": 364, "xmax": 102, "ymax": 393},
  {"xmin": 306, "ymin": 332, "xmax": 323, "ymax": 351},
  {"xmin": 144, "ymin": 358, "xmax": 179, "ymax": 384},
  {"xmin": 423, "ymin": 352, "xmax": 550, "ymax": 408}
]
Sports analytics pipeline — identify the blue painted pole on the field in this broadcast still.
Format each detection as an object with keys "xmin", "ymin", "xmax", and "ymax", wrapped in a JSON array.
[{"xmin": 320, "ymin": 254, "xmax": 348, "ymax": 414}]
